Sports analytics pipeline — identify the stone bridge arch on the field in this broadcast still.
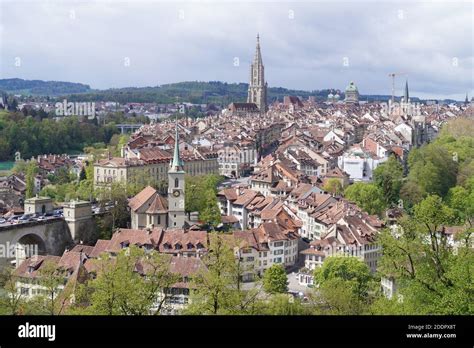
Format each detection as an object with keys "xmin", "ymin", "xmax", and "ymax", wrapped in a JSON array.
[{"xmin": 11, "ymin": 230, "xmax": 48, "ymax": 257}]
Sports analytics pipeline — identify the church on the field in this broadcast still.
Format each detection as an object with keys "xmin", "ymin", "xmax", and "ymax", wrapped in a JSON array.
[
  {"xmin": 227, "ymin": 34, "xmax": 268, "ymax": 115},
  {"xmin": 128, "ymin": 120, "xmax": 187, "ymax": 229}
]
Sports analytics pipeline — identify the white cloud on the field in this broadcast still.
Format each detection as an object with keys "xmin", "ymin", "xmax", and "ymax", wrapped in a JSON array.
[{"xmin": 0, "ymin": 0, "xmax": 472, "ymax": 100}]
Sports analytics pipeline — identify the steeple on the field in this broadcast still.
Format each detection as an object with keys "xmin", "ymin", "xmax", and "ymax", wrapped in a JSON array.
[
  {"xmin": 404, "ymin": 80, "xmax": 409, "ymax": 103},
  {"xmin": 254, "ymin": 33, "xmax": 262, "ymax": 65},
  {"xmin": 247, "ymin": 34, "xmax": 268, "ymax": 113},
  {"xmin": 170, "ymin": 116, "xmax": 184, "ymax": 172},
  {"xmin": 465, "ymin": 93, "xmax": 469, "ymax": 105}
]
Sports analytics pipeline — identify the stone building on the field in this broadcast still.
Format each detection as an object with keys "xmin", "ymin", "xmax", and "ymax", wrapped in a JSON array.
[
  {"xmin": 344, "ymin": 81, "xmax": 360, "ymax": 104},
  {"xmin": 24, "ymin": 196, "xmax": 54, "ymax": 215}
]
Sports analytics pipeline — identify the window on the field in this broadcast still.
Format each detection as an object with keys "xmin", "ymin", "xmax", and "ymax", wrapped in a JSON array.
[
  {"xmin": 21, "ymin": 287, "xmax": 29, "ymax": 295},
  {"xmin": 158, "ymin": 215, "xmax": 161, "ymax": 224},
  {"xmin": 274, "ymin": 249, "xmax": 283, "ymax": 255},
  {"xmin": 274, "ymin": 241, "xmax": 284, "ymax": 247},
  {"xmin": 274, "ymin": 257, "xmax": 282, "ymax": 263},
  {"xmin": 175, "ymin": 178, "xmax": 179, "ymax": 188}
]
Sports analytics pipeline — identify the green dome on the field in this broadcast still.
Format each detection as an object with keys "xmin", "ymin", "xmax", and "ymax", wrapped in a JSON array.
[{"xmin": 346, "ymin": 81, "xmax": 358, "ymax": 92}]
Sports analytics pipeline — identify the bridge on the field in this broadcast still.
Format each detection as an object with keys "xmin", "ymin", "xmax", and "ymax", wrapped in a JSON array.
[
  {"xmin": 0, "ymin": 218, "xmax": 74, "ymax": 269},
  {"xmin": 116, "ymin": 124, "xmax": 143, "ymax": 134}
]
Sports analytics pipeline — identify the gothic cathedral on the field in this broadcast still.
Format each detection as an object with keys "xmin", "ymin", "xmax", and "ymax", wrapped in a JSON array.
[
  {"xmin": 247, "ymin": 34, "xmax": 268, "ymax": 114},
  {"xmin": 167, "ymin": 120, "xmax": 186, "ymax": 228}
]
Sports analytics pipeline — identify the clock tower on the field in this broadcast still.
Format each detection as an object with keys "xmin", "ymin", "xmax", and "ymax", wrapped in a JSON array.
[{"xmin": 168, "ymin": 119, "xmax": 186, "ymax": 228}]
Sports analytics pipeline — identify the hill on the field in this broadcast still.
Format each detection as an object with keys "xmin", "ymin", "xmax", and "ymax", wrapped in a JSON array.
[{"xmin": 0, "ymin": 78, "xmax": 91, "ymax": 96}]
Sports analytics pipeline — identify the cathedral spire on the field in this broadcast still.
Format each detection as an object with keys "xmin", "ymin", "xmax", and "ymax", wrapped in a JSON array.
[
  {"xmin": 404, "ymin": 80, "xmax": 409, "ymax": 102},
  {"xmin": 170, "ymin": 115, "xmax": 184, "ymax": 172},
  {"xmin": 248, "ymin": 34, "xmax": 268, "ymax": 113},
  {"xmin": 254, "ymin": 33, "xmax": 262, "ymax": 65}
]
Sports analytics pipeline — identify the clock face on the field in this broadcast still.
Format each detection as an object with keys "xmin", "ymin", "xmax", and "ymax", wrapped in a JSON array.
[{"xmin": 173, "ymin": 190, "xmax": 180, "ymax": 197}]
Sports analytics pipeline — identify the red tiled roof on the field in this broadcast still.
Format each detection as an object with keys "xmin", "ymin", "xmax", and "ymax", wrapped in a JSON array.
[{"xmin": 128, "ymin": 186, "xmax": 157, "ymax": 211}]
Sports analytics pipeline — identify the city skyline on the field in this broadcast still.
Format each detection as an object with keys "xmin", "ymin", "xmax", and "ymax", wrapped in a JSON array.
[{"xmin": 0, "ymin": 1, "xmax": 472, "ymax": 100}]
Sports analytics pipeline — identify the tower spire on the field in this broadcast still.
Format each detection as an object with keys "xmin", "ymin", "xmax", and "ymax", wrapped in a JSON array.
[
  {"xmin": 170, "ymin": 114, "xmax": 184, "ymax": 171},
  {"xmin": 254, "ymin": 33, "xmax": 262, "ymax": 65},
  {"xmin": 404, "ymin": 80, "xmax": 409, "ymax": 102},
  {"xmin": 247, "ymin": 33, "xmax": 267, "ymax": 113}
]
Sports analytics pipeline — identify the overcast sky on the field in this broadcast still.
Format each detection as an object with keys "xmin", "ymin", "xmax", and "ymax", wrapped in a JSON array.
[{"xmin": 0, "ymin": 0, "xmax": 472, "ymax": 100}]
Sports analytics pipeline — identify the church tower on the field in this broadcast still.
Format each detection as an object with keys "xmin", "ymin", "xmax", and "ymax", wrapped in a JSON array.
[
  {"xmin": 404, "ymin": 80, "xmax": 410, "ymax": 103},
  {"xmin": 168, "ymin": 119, "xmax": 186, "ymax": 228},
  {"xmin": 247, "ymin": 34, "xmax": 268, "ymax": 113}
]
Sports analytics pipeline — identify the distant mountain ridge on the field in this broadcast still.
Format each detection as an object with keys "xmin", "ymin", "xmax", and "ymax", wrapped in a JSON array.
[
  {"xmin": 0, "ymin": 78, "xmax": 91, "ymax": 96},
  {"xmin": 0, "ymin": 78, "xmax": 425, "ymax": 104}
]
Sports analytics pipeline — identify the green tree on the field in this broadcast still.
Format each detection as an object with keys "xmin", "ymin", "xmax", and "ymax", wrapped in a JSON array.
[
  {"xmin": 373, "ymin": 155, "xmax": 403, "ymax": 204},
  {"xmin": 95, "ymin": 182, "xmax": 130, "ymax": 238},
  {"xmin": 0, "ymin": 267, "xmax": 26, "ymax": 315},
  {"xmin": 447, "ymin": 184, "xmax": 474, "ymax": 227},
  {"xmin": 71, "ymin": 247, "xmax": 180, "ymax": 315},
  {"xmin": 263, "ymin": 264, "xmax": 288, "ymax": 294},
  {"xmin": 185, "ymin": 233, "xmax": 261, "ymax": 315},
  {"xmin": 36, "ymin": 260, "xmax": 68, "ymax": 315},
  {"xmin": 314, "ymin": 257, "xmax": 374, "ymax": 315},
  {"xmin": 344, "ymin": 182, "xmax": 386, "ymax": 215},
  {"xmin": 25, "ymin": 160, "xmax": 39, "ymax": 198},
  {"xmin": 376, "ymin": 195, "xmax": 473, "ymax": 314},
  {"xmin": 315, "ymin": 256, "xmax": 372, "ymax": 299},
  {"xmin": 199, "ymin": 189, "xmax": 221, "ymax": 228},
  {"xmin": 323, "ymin": 178, "xmax": 343, "ymax": 196}
]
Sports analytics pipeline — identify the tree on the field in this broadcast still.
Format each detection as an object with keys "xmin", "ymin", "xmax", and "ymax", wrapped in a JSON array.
[
  {"xmin": 344, "ymin": 183, "xmax": 386, "ymax": 215},
  {"xmin": 0, "ymin": 267, "xmax": 26, "ymax": 315},
  {"xmin": 315, "ymin": 257, "xmax": 372, "ymax": 299},
  {"xmin": 37, "ymin": 260, "xmax": 68, "ymax": 315},
  {"xmin": 199, "ymin": 189, "xmax": 221, "ymax": 228},
  {"xmin": 376, "ymin": 195, "xmax": 473, "ymax": 314},
  {"xmin": 185, "ymin": 233, "xmax": 261, "ymax": 315},
  {"xmin": 185, "ymin": 174, "xmax": 224, "ymax": 223},
  {"xmin": 95, "ymin": 182, "xmax": 130, "ymax": 238},
  {"xmin": 185, "ymin": 232, "xmax": 238, "ymax": 314},
  {"xmin": 70, "ymin": 247, "xmax": 180, "ymax": 315},
  {"xmin": 373, "ymin": 155, "xmax": 403, "ymax": 205},
  {"xmin": 25, "ymin": 160, "xmax": 39, "ymax": 198},
  {"xmin": 403, "ymin": 142, "xmax": 458, "ymax": 200},
  {"xmin": 263, "ymin": 265, "xmax": 288, "ymax": 294},
  {"xmin": 313, "ymin": 257, "xmax": 374, "ymax": 315},
  {"xmin": 323, "ymin": 178, "xmax": 343, "ymax": 196},
  {"xmin": 79, "ymin": 166, "xmax": 87, "ymax": 182}
]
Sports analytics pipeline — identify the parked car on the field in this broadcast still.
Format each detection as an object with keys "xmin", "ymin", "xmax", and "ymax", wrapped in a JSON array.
[
  {"xmin": 0, "ymin": 218, "xmax": 6, "ymax": 224},
  {"xmin": 18, "ymin": 214, "xmax": 33, "ymax": 222}
]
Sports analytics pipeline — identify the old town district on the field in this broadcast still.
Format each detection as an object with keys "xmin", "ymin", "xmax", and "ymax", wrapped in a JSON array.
[{"xmin": 4, "ymin": 36, "xmax": 472, "ymax": 314}]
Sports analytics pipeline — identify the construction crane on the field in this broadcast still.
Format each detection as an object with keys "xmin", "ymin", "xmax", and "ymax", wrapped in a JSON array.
[{"xmin": 388, "ymin": 72, "xmax": 407, "ymax": 104}]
